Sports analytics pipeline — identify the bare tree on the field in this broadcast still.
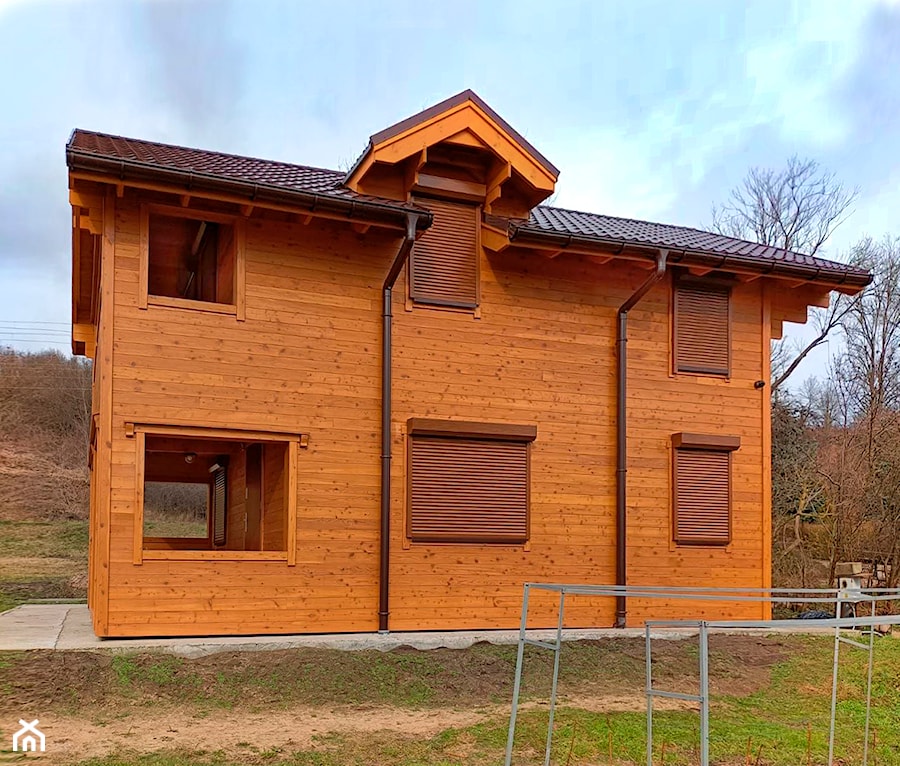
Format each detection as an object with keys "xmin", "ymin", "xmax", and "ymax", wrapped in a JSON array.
[
  {"xmin": 712, "ymin": 156, "xmax": 858, "ymax": 391},
  {"xmin": 830, "ymin": 238, "xmax": 900, "ymax": 585}
]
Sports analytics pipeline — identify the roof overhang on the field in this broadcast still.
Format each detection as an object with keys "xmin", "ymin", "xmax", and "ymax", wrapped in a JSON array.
[
  {"xmin": 503, "ymin": 221, "xmax": 872, "ymax": 294},
  {"xmin": 66, "ymin": 146, "xmax": 431, "ymax": 233},
  {"xmin": 343, "ymin": 90, "xmax": 558, "ymax": 208}
]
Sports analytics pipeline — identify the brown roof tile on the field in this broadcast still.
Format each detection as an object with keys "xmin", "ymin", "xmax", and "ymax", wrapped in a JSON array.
[
  {"xmin": 67, "ymin": 129, "xmax": 871, "ymax": 285},
  {"xmin": 517, "ymin": 205, "xmax": 869, "ymax": 280},
  {"xmin": 67, "ymin": 130, "xmax": 422, "ymax": 213}
]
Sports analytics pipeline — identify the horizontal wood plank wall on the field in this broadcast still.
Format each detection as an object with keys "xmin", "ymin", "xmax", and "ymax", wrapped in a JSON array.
[
  {"xmin": 626, "ymin": 276, "xmax": 766, "ymax": 623},
  {"xmin": 389, "ymin": 250, "xmax": 766, "ymax": 630},
  {"xmin": 106, "ymin": 194, "xmax": 392, "ymax": 636},
  {"xmin": 103, "ymin": 189, "xmax": 766, "ymax": 636}
]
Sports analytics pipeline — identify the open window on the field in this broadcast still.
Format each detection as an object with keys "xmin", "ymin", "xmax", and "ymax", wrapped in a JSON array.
[
  {"xmin": 140, "ymin": 205, "xmax": 244, "ymax": 316},
  {"xmin": 133, "ymin": 427, "xmax": 299, "ymax": 562}
]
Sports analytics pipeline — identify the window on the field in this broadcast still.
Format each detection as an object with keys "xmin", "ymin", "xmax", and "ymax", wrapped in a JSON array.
[
  {"xmin": 672, "ymin": 433, "xmax": 740, "ymax": 546},
  {"xmin": 140, "ymin": 205, "xmax": 244, "ymax": 315},
  {"xmin": 673, "ymin": 281, "xmax": 730, "ymax": 376},
  {"xmin": 406, "ymin": 419, "xmax": 536, "ymax": 543},
  {"xmin": 409, "ymin": 197, "xmax": 479, "ymax": 308},
  {"xmin": 133, "ymin": 427, "xmax": 300, "ymax": 562}
]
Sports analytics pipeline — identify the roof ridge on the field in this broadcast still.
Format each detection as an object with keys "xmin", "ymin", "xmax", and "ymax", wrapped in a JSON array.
[{"xmin": 69, "ymin": 129, "xmax": 345, "ymax": 180}]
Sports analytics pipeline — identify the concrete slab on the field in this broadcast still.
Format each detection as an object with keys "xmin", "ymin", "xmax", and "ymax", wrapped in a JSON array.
[
  {"xmin": 0, "ymin": 604, "xmax": 68, "ymax": 650},
  {"xmin": 0, "ymin": 604, "xmax": 837, "ymax": 658}
]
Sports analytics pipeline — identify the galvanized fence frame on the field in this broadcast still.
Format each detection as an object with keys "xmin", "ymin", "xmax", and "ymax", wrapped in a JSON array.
[{"xmin": 504, "ymin": 583, "xmax": 900, "ymax": 766}]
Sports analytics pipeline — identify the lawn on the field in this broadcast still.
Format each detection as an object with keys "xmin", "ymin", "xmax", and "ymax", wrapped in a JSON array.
[
  {"xmin": 0, "ymin": 519, "xmax": 88, "ymax": 611},
  {"xmin": 1, "ymin": 633, "xmax": 898, "ymax": 765}
]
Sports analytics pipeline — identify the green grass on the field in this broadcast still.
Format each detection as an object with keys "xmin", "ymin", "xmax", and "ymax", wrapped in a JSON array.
[
  {"xmin": 0, "ymin": 519, "xmax": 89, "ymax": 560},
  {"xmin": 57, "ymin": 635, "xmax": 900, "ymax": 765},
  {"xmin": 0, "ymin": 519, "xmax": 89, "ymax": 611}
]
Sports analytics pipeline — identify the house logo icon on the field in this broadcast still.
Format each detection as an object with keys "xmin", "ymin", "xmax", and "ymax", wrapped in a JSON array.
[{"xmin": 12, "ymin": 719, "xmax": 45, "ymax": 752}]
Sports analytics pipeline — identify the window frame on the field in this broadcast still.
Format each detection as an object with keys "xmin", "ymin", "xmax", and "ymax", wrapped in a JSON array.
[
  {"xmin": 139, "ymin": 203, "xmax": 246, "ymax": 319},
  {"xmin": 405, "ymin": 418, "xmax": 536, "ymax": 545},
  {"xmin": 407, "ymin": 197, "xmax": 482, "ymax": 312},
  {"xmin": 672, "ymin": 276, "xmax": 732, "ymax": 378},
  {"xmin": 671, "ymin": 432, "xmax": 740, "ymax": 547},
  {"xmin": 130, "ymin": 424, "xmax": 302, "ymax": 564}
]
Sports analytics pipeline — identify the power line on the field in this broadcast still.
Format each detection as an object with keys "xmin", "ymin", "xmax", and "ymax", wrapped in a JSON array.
[
  {"xmin": 0, "ymin": 333, "xmax": 70, "ymax": 338},
  {"xmin": 0, "ymin": 320, "xmax": 70, "ymax": 324}
]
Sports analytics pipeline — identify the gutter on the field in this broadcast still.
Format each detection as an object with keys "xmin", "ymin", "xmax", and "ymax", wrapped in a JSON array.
[
  {"xmin": 615, "ymin": 250, "xmax": 668, "ymax": 628},
  {"xmin": 508, "ymin": 226, "xmax": 872, "ymax": 290},
  {"xmin": 379, "ymin": 213, "xmax": 422, "ymax": 633},
  {"xmin": 66, "ymin": 148, "xmax": 430, "ymax": 230}
]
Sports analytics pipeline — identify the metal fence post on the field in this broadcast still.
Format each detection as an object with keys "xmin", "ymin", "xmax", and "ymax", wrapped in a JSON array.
[
  {"xmin": 505, "ymin": 583, "xmax": 531, "ymax": 766},
  {"xmin": 543, "ymin": 588, "xmax": 566, "ymax": 766},
  {"xmin": 645, "ymin": 622, "xmax": 654, "ymax": 766},
  {"xmin": 505, "ymin": 583, "xmax": 900, "ymax": 766},
  {"xmin": 862, "ymin": 597, "xmax": 876, "ymax": 766},
  {"xmin": 828, "ymin": 603, "xmax": 841, "ymax": 766},
  {"xmin": 699, "ymin": 621, "xmax": 710, "ymax": 766}
]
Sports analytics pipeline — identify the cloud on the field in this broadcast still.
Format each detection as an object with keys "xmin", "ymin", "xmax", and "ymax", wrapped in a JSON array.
[
  {"xmin": 0, "ymin": 161, "xmax": 68, "ymax": 267},
  {"xmin": 131, "ymin": 1, "xmax": 246, "ymax": 146}
]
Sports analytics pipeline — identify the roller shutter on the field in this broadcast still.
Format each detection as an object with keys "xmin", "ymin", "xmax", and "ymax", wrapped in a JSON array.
[
  {"xmin": 212, "ymin": 464, "xmax": 227, "ymax": 546},
  {"xmin": 410, "ymin": 197, "xmax": 479, "ymax": 308},
  {"xmin": 673, "ymin": 448, "xmax": 731, "ymax": 545},
  {"xmin": 409, "ymin": 436, "xmax": 528, "ymax": 543},
  {"xmin": 674, "ymin": 284, "xmax": 730, "ymax": 375}
]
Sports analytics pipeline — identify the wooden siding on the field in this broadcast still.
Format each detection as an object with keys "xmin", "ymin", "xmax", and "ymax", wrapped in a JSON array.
[
  {"xmin": 389, "ymin": 247, "xmax": 768, "ymax": 630},
  {"xmin": 93, "ymin": 186, "xmax": 769, "ymax": 637}
]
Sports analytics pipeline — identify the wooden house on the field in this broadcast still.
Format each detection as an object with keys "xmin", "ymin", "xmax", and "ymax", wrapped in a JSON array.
[{"xmin": 67, "ymin": 91, "xmax": 871, "ymax": 637}]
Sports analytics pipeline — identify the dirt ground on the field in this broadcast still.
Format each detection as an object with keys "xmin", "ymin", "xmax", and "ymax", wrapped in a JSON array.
[
  {"xmin": 8, "ymin": 694, "xmax": 702, "ymax": 763},
  {"xmin": 0, "ymin": 636, "xmax": 793, "ymax": 763}
]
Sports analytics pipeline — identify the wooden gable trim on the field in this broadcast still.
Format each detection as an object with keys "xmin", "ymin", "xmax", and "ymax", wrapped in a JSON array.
[
  {"xmin": 346, "ymin": 94, "xmax": 557, "ymax": 195},
  {"xmin": 368, "ymin": 90, "xmax": 558, "ymax": 175}
]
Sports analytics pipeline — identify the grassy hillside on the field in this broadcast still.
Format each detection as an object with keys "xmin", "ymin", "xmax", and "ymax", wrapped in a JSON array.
[{"xmin": 0, "ymin": 349, "xmax": 92, "ymax": 610}]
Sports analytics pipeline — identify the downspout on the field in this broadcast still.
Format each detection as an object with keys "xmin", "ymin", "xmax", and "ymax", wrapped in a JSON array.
[
  {"xmin": 379, "ymin": 213, "xmax": 421, "ymax": 633},
  {"xmin": 615, "ymin": 249, "xmax": 668, "ymax": 628}
]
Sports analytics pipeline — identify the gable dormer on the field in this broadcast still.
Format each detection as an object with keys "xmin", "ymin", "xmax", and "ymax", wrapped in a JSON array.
[{"xmin": 343, "ymin": 90, "xmax": 558, "ymax": 218}]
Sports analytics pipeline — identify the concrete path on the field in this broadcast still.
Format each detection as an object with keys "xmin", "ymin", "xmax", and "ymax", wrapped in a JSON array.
[
  {"xmin": 0, "ymin": 604, "xmax": 835, "ymax": 657},
  {"xmin": 0, "ymin": 604, "xmax": 657, "ymax": 657}
]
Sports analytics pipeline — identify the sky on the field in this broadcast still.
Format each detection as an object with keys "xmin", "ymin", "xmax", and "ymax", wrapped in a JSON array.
[{"xmin": 0, "ymin": 0, "xmax": 897, "ymax": 387}]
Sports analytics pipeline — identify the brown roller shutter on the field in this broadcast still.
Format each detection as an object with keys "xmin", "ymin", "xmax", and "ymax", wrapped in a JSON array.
[
  {"xmin": 212, "ymin": 463, "xmax": 227, "ymax": 546},
  {"xmin": 410, "ymin": 197, "xmax": 479, "ymax": 308},
  {"xmin": 409, "ymin": 436, "xmax": 529, "ymax": 543},
  {"xmin": 673, "ymin": 448, "xmax": 731, "ymax": 545},
  {"xmin": 674, "ymin": 284, "xmax": 730, "ymax": 375}
]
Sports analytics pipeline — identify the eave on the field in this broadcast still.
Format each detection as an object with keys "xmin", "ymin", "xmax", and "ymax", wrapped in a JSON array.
[
  {"xmin": 66, "ymin": 147, "xmax": 433, "ymax": 233},
  {"xmin": 506, "ymin": 223, "xmax": 872, "ymax": 294}
]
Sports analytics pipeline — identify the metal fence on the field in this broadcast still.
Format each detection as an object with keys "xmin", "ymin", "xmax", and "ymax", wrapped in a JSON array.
[{"xmin": 504, "ymin": 583, "xmax": 900, "ymax": 766}]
